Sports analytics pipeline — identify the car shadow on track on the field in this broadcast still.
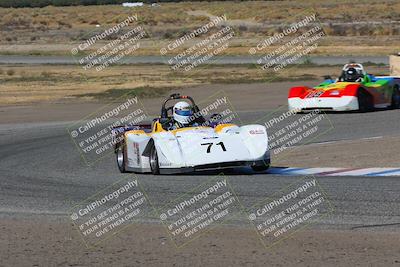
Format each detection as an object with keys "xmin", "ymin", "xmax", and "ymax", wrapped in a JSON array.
[{"xmin": 156, "ymin": 167, "xmax": 274, "ymax": 176}]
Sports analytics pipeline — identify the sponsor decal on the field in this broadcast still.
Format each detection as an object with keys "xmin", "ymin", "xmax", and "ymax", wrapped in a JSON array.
[
  {"xmin": 249, "ymin": 129, "xmax": 265, "ymax": 135},
  {"xmin": 305, "ymin": 91, "xmax": 324, "ymax": 98},
  {"xmin": 133, "ymin": 142, "xmax": 140, "ymax": 165}
]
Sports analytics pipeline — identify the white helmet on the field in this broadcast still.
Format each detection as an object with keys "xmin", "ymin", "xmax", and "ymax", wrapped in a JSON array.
[
  {"xmin": 173, "ymin": 101, "xmax": 193, "ymax": 125},
  {"xmin": 342, "ymin": 63, "xmax": 365, "ymax": 75}
]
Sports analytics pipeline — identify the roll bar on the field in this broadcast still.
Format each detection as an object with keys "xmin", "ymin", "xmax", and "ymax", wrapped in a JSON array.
[{"xmin": 161, "ymin": 93, "xmax": 201, "ymax": 119}]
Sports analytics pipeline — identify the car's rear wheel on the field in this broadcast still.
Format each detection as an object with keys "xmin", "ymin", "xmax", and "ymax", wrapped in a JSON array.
[
  {"xmin": 149, "ymin": 144, "xmax": 160, "ymax": 175},
  {"xmin": 357, "ymin": 89, "xmax": 373, "ymax": 112},
  {"xmin": 116, "ymin": 145, "xmax": 126, "ymax": 173},
  {"xmin": 390, "ymin": 85, "xmax": 400, "ymax": 109}
]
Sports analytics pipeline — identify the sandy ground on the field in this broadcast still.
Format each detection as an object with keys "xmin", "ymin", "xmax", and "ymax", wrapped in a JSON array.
[{"xmin": 1, "ymin": 218, "xmax": 400, "ymax": 266}]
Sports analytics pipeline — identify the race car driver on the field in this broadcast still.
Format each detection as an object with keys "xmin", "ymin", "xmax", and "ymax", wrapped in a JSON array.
[
  {"xmin": 338, "ymin": 64, "xmax": 365, "ymax": 82},
  {"xmin": 163, "ymin": 101, "xmax": 200, "ymax": 130}
]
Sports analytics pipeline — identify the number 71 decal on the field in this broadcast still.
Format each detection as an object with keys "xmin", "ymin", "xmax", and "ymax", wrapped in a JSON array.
[{"xmin": 201, "ymin": 142, "xmax": 227, "ymax": 153}]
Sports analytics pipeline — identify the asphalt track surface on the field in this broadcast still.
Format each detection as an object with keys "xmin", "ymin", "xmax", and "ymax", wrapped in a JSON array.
[{"xmin": 1, "ymin": 109, "xmax": 399, "ymax": 231}]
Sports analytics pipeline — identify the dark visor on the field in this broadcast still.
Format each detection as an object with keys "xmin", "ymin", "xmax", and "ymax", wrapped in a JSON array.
[{"xmin": 175, "ymin": 109, "xmax": 193, "ymax": 116}]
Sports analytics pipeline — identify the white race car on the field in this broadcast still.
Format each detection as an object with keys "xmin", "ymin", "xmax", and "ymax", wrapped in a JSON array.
[{"xmin": 113, "ymin": 93, "xmax": 270, "ymax": 174}]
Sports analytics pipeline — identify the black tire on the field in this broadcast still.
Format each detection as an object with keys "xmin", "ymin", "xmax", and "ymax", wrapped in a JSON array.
[
  {"xmin": 357, "ymin": 89, "xmax": 373, "ymax": 112},
  {"xmin": 116, "ymin": 145, "xmax": 126, "ymax": 173},
  {"xmin": 390, "ymin": 85, "xmax": 400, "ymax": 109},
  {"xmin": 149, "ymin": 144, "xmax": 160, "ymax": 175},
  {"xmin": 251, "ymin": 162, "xmax": 270, "ymax": 172}
]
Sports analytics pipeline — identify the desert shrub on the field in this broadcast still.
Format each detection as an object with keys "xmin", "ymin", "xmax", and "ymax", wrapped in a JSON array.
[
  {"xmin": 41, "ymin": 71, "xmax": 52, "ymax": 78},
  {"xmin": 57, "ymin": 20, "xmax": 72, "ymax": 28},
  {"xmin": 6, "ymin": 69, "xmax": 15, "ymax": 76},
  {"xmin": 39, "ymin": 20, "xmax": 49, "ymax": 26},
  {"xmin": 162, "ymin": 30, "xmax": 174, "ymax": 39}
]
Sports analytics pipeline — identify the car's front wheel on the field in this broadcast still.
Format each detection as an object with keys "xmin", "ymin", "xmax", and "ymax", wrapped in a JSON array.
[
  {"xmin": 391, "ymin": 85, "xmax": 400, "ymax": 109},
  {"xmin": 116, "ymin": 145, "xmax": 126, "ymax": 173},
  {"xmin": 357, "ymin": 89, "xmax": 373, "ymax": 112},
  {"xmin": 149, "ymin": 144, "xmax": 160, "ymax": 175}
]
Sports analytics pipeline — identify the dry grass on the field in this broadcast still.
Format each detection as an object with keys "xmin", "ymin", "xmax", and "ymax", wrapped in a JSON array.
[
  {"xmin": 0, "ymin": 1, "xmax": 399, "ymax": 56},
  {"xmin": 1, "ymin": 1, "xmax": 399, "ymax": 30}
]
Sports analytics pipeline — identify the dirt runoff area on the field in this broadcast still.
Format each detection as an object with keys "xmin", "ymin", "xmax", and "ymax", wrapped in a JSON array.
[{"xmin": 1, "ymin": 218, "xmax": 400, "ymax": 266}]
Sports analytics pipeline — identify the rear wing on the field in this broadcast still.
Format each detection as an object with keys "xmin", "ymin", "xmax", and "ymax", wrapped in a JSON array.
[
  {"xmin": 375, "ymin": 76, "xmax": 400, "ymax": 79},
  {"xmin": 374, "ymin": 76, "xmax": 400, "ymax": 86}
]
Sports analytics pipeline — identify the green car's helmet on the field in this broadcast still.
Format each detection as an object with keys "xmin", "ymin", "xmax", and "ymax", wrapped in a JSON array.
[
  {"xmin": 344, "ymin": 67, "xmax": 362, "ymax": 82},
  {"xmin": 341, "ymin": 63, "xmax": 366, "ymax": 82}
]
